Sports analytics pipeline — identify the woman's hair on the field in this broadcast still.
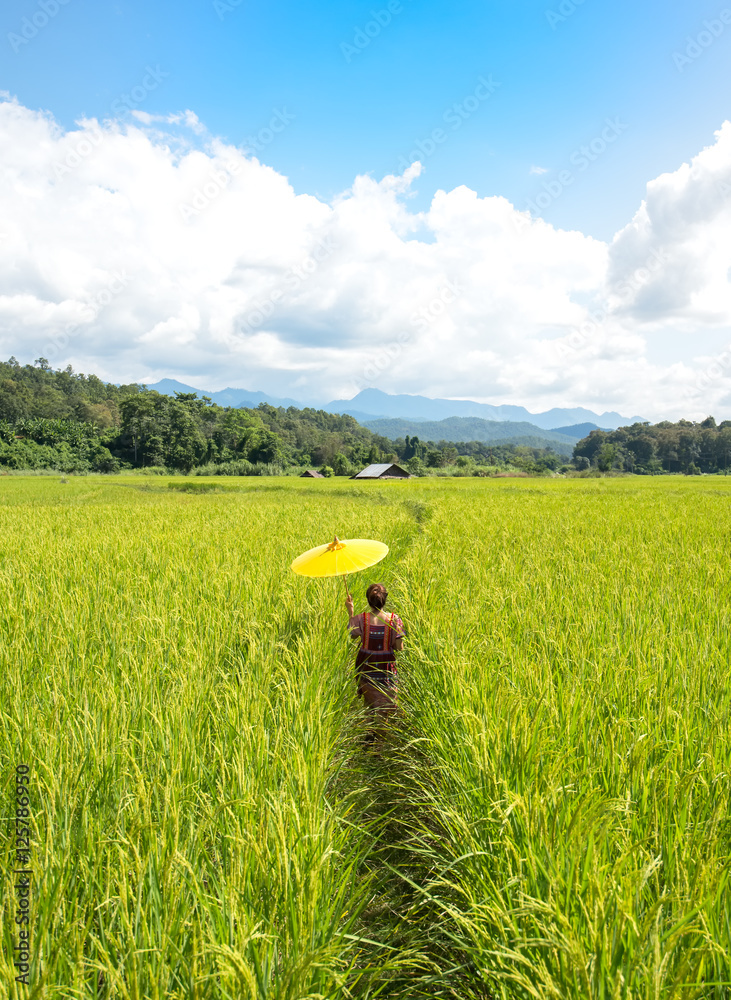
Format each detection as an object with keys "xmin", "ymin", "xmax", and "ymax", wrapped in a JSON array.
[{"xmin": 366, "ymin": 583, "xmax": 388, "ymax": 611}]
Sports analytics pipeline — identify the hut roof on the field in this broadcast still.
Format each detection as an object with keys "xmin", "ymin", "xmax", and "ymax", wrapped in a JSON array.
[
  {"xmin": 352, "ymin": 463, "xmax": 411, "ymax": 479},
  {"xmin": 300, "ymin": 469, "xmax": 325, "ymax": 478}
]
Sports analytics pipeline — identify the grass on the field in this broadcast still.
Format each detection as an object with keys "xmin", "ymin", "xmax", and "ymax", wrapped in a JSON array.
[{"xmin": 1, "ymin": 475, "xmax": 729, "ymax": 998}]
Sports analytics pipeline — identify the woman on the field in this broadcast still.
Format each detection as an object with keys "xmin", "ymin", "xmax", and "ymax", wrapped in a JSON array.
[{"xmin": 345, "ymin": 582, "xmax": 405, "ymax": 724}]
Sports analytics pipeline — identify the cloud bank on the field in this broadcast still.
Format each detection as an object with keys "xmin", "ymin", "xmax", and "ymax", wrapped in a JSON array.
[{"xmin": 1, "ymin": 96, "xmax": 730, "ymax": 419}]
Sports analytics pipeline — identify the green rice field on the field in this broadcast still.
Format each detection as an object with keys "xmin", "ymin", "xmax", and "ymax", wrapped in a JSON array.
[{"xmin": 1, "ymin": 475, "xmax": 730, "ymax": 998}]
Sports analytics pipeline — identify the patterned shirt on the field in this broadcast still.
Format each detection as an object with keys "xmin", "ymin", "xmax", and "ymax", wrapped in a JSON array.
[{"xmin": 348, "ymin": 612, "xmax": 405, "ymax": 650}]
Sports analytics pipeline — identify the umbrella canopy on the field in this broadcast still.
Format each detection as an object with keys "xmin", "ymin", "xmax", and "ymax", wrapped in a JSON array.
[{"xmin": 291, "ymin": 536, "xmax": 388, "ymax": 579}]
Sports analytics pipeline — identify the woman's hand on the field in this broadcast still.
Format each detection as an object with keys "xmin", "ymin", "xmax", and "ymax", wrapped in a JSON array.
[{"xmin": 345, "ymin": 593, "xmax": 354, "ymax": 617}]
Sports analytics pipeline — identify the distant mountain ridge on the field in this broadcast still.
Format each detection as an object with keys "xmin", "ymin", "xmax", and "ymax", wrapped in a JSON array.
[
  {"xmin": 143, "ymin": 380, "xmax": 643, "ymax": 432},
  {"xmin": 144, "ymin": 379, "xmax": 301, "ymax": 409},
  {"xmin": 550, "ymin": 422, "xmax": 610, "ymax": 438},
  {"xmin": 362, "ymin": 416, "xmax": 578, "ymax": 455},
  {"xmin": 325, "ymin": 389, "xmax": 644, "ymax": 430}
]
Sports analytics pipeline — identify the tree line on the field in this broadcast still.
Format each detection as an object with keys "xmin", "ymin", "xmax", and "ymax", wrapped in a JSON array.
[
  {"xmin": 0, "ymin": 358, "xmax": 569, "ymax": 475},
  {"xmin": 3, "ymin": 358, "xmax": 727, "ymax": 476},
  {"xmin": 573, "ymin": 419, "xmax": 731, "ymax": 475}
]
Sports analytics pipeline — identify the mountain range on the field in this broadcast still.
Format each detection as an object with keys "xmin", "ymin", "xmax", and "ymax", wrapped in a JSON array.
[
  {"xmin": 143, "ymin": 380, "xmax": 644, "ymax": 442},
  {"xmin": 325, "ymin": 389, "xmax": 644, "ymax": 430},
  {"xmin": 144, "ymin": 379, "xmax": 302, "ymax": 409},
  {"xmin": 360, "ymin": 417, "xmax": 580, "ymax": 454}
]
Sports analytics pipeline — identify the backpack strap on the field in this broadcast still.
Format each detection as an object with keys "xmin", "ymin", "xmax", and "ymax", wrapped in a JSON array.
[{"xmin": 363, "ymin": 611, "xmax": 369, "ymax": 650}]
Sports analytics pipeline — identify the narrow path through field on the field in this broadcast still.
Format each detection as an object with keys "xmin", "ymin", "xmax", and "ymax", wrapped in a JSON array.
[{"xmin": 331, "ymin": 721, "xmax": 492, "ymax": 999}]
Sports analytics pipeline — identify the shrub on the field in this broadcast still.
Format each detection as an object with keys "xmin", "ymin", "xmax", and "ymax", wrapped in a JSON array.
[
  {"xmin": 193, "ymin": 460, "xmax": 255, "ymax": 476},
  {"xmin": 129, "ymin": 466, "xmax": 170, "ymax": 476}
]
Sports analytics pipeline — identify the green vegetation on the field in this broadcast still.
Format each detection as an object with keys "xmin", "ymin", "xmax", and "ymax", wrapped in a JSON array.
[
  {"xmin": 0, "ymin": 357, "xmax": 387, "ymax": 474},
  {"xmin": 573, "ymin": 417, "xmax": 731, "ymax": 474},
  {"xmin": 1, "ymin": 475, "xmax": 729, "ymax": 997},
  {"xmin": 0, "ymin": 359, "xmax": 580, "ymax": 476},
  {"xmin": 361, "ymin": 416, "xmax": 576, "ymax": 455},
  {"xmin": 0, "ymin": 358, "xmax": 572, "ymax": 476},
  {"xmin": 3, "ymin": 358, "xmax": 731, "ymax": 481}
]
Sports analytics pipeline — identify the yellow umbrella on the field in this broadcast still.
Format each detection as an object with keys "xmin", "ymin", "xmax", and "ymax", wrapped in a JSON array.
[{"xmin": 291, "ymin": 535, "xmax": 388, "ymax": 592}]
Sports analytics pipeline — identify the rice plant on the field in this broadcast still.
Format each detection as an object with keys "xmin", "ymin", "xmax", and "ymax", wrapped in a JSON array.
[
  {"xmin": 1, "ymin": 475, "xmax": 729, "ymax": 998},
  {"xmin": 394, "ymin": 477, "xmax": 731, "ymax": 999}
]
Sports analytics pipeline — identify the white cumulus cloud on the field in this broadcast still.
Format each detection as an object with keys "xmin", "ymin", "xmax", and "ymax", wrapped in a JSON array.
[{"xmin": 0, "ymin": 96, "xmax": 730, "ymax": 420}]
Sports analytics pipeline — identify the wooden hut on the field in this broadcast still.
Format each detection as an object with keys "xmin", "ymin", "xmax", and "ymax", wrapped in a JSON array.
[{"xmin": 300, "ymin": 469, "xmax": 325, "ymax": 478}]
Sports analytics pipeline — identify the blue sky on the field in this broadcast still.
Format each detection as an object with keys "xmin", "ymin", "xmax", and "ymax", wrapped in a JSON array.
[
  {"xmin": 1, "ymin": 0, "xmax": 730, "ymax": 418},
  {"xmin": 3, "ymin": 0, "xmax": 728, "ymax": 239}
]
